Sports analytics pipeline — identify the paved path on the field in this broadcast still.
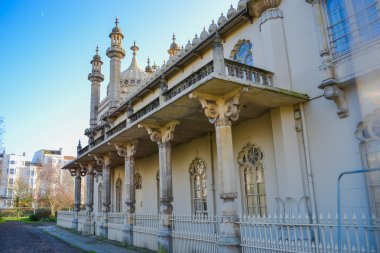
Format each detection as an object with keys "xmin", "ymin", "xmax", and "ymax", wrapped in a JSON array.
[
  {"xmin": 41, "ymin": 225, "xmax": 149, "ymax": 253},
  {"xmin": 0, "ymin": 221, "xmax": 83, "ymax": 253}
]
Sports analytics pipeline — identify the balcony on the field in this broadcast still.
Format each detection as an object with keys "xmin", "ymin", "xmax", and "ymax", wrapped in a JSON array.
[{"xmin": 74, "ymin": 58, "xmax": 307, "ymax": 164}]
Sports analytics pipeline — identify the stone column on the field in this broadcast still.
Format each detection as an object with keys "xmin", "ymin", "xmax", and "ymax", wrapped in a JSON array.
[
  {"xmin": 83, "ymin": 163, "xmax": 95, "ymax": 235},
  {"xmin": 138, "ymin": 121, "xmax": 180, "ymax": 253},
  {"xmin": 112, "ymin": 141, "xmax": 138, "ymax": 246},
  {"xmin": 190, "ymin": 88, "xmax": 242, "ymax": 253},
  {"xmin": 212, "ymin": 31, "xmax": 226, "ymax": 76},
  {"xmin": 72, "ymin": 168, "xmax": 82, "ymax": 231},
  {"xmin": 93, "ymin": 154, "xmax": 112, "ymax": 239}
]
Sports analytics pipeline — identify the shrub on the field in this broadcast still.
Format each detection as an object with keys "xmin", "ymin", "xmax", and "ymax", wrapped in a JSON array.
[
  {"xmin": 29, "ymin": 214, "xmax": 39, "ymax": 221},
  {"xmin": 35, "ymin": 208, "xmax": 51, "ymax": 220}
]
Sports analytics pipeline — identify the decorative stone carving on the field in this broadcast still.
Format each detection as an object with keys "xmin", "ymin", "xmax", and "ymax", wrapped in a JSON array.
[
  {"xmin": 323, "ymin": 85, "xmax": 348, "ymax": 118},
  {"xmin": 355, "ymin": 108, "xmax": 380, "ymax": 141},
  {"xmin": 138, "ymin": 120, "xmax": 180, "ymax": 144},
  {"xmin": 159, "ymin": 74, "xmax": 168, "ymax": 94},
  {"xmin": 248, "ymin": 0, "xmax": 282, "ymax": 18},
  {"xmin": 110, "ymin": 141, "xmax": 138, "ymax": 159},
  {"xmin": 189, "ymin": 88, "xmax": 242, "ymax": 125}
]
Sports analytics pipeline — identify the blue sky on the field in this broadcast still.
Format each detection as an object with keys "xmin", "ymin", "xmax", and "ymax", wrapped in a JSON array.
[{"xmin": 0, "ymin": 0, "xmax": 235, "ymax": 159}]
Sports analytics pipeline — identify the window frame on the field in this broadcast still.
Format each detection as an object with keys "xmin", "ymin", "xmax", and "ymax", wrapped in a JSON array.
[
  {"xmin": 238, "ymin": 143, "xmax": 267, "ymax": 217},
  {"xmin": 189, "ymin": 157, "xmax": 208, "ymax": 216},
  {"xmin": 115, "ymin": 178, "xmax": 122, "ymax": 213}
]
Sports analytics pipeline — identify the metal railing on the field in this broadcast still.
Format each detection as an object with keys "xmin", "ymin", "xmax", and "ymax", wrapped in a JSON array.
[
  {"xmin": 129, "ymin": 98, "xmax": 160, "ymax": 123},
  {"xmin": 172, "ymin": 213, "xmax": 219, "ymax": 253},
  {"xmin": 77, "ymin": 145, "xmax": 89, "ymax": 156},
  {"xmin": 327, "ymin": 2, "xmax": 380, "ymax": 57},
  {"xmin": 238, "ymin": 212, "xmax": 380, "ymax": 253},
  {"xmin": 132, "ymin": 213, "xmax": 159, "ymax": 251},
  {"xmin": 106, "ymin": 120, "xmax": 126, "ymax": 138},
  {"xmin": 164, "ymin": 60, "xmax": 214, "ymax": 102},
  {"xmin": 90, "ymin": 135, "xmax": 104, "ymax": 148}
]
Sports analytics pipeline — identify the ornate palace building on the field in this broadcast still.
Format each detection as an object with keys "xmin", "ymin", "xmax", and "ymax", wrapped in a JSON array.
[{"xmin": 58, "ymin": 0, "xmax": 380, "ymax": 252}]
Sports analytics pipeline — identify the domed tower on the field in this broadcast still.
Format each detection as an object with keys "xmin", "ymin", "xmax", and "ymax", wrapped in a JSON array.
[
  {"xmin": 106, "ymin": 17, "xmax": 126, "ymax": 109},
  {"xmin": 120, "ymin": 41, "xmax": 149, "ymax": 99},
  {"xmin": 145, "ymin": 57, "xmax": 153, "ymax": 75},
  {"xmin": 167, "ymin": 33, "xmax": 180, "ymax": 57},
  {"xmin": 88, "ymin": 46, "xmax": 104, "ymax": 128}
]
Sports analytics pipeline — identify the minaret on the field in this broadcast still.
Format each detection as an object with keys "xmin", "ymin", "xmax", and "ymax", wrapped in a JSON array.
[
  {"xmin": 106, "ymin": 17, "xmax": 126, "ymax": 109},
  {"xmin": 167, "ymin": 33, "xmax": 180, "ymax": 57},
  {"xmin": 88, "ymin": 46, "xmax": 104, "ymax": 128}
]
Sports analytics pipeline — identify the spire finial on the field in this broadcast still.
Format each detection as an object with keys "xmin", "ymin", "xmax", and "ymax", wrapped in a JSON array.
[
  {"xmin": 95, "ymin": 45, "xmax": 99, "ymax": 55},
  {"xmin": 172, "ymin": 33, "xmax": 176, "ymax": 42},
  {"xmin": 147, "ymin": 57, "xmax": 151, "ymax": 66},
  {"xmin": 115, "ymin": 16, "xmax": 119, "ymax": 26},
  {"xmin": 130, "ymin": 41, "xmax": 139, "ymax": 57}
]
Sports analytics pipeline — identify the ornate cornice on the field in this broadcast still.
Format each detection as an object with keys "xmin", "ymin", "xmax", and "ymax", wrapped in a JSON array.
[{"xmin": 248, "ymin": 0, "xmax": 282, "ymax": 18}]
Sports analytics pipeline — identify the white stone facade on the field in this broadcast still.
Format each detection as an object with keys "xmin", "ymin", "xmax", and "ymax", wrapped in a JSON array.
[{"xmin": 59, "ymin": 0, "xmax": 380, "ymax": 252}]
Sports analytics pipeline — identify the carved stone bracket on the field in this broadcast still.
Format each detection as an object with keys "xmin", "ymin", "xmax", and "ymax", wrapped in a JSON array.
[
  {"xmin": 323, "ymin": 85, "xmax": 349, "ymax": 118},
  {"xmin": 189, "ymin": 88, "xmax": 242, "ymax": 125},
  {"xmin": 109, "ymin": 141, "xmax": 138, "ymax": 159},
  {"xmin": 88, "ymin": 153, "xmax": 112, "ymax": 168},
  {"xmin": 138, "ymin": 120, "xmax": 180, "ymax": 144}
]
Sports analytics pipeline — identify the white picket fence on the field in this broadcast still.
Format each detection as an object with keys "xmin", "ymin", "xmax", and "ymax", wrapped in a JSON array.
[
  {"xmin": 172, "ymin": 213, "xmax": 219, "ymax": 253},
  {"xmin": 132, "ymin": 213, "xmax": 159, "ymax": 251},
  {"xmin": 238, "ymin": 213, "xmax": 380, "ymax": 253}
]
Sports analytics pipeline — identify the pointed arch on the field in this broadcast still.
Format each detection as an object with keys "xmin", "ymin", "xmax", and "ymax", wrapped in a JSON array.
[
  {"xmin": 230, "ymin": 39, "xmax": 254, "ymax": 66},
  {"xmin": 98, "ymin": 183, "xmax": 103, "ymax": 213},
  {"xmin": 189, "ymin": 157, "xmax": 208, "ymax": 215},
  {"xmin": 238, "ymin": 143, "xmax": 266, "ymax": 216}
]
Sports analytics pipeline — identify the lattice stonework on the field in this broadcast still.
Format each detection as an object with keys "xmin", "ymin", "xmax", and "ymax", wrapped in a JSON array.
[
  {"xmin": 356, "ymin": 108, "xmax": 380, "ymax": 217},
  {"xmin": 115, "ymin": 178, "xmax": 122, "ymax": 213},
  {"xmin": 189, "ymin": 157, "xmax": 208, "ymax": 215},
  {"xmin": 135, "ymin": 172, "xmax": 142, "ymax": 189},
  {"xmin": 230, "ymin": 39, "xmax": 254, "ymax": 66},
  {"xmin": 238, "ymin": 143, "xmax": 267, "ymax": 216}
]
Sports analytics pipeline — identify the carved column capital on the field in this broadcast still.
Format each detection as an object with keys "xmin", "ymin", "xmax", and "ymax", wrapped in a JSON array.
[
  {"xmin": 189, "ymin": 88, "xmax": 242, "ymax": 125},
  {"xmin": 109, "ymin": 141, "xmax": 138, "ymax": 159},
  {"xmin": 89, "ymin": 153, "xmax": 112, "ymax": 168},
  {"xmin": 138, "ymin": 120, "xmax": 180, "ymax": 144}
]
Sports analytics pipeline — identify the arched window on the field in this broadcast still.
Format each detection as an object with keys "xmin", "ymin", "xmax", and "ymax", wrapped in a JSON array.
[
  {"xmin": 356, "ymin": 109, "xmax": 380, "ymax": 217},
  {"xmin": 135, "ymin": 173, "xmax": 142, "ymax": 189},
  {"xmin": 238, "ymin": 143, "xmax": 267, "ymax": 216},
  {"xmin": 115, "ymin": 178, "xmax": 122, "ymax": 213},
  {"xmin": 98, "ymin": 183, "xmax": 103, "ymax": 212},
  {"xmin": 230, "ymin": 39, "xmax": 253, "ymax": 66},
  {"xmin": 189, "ymin": 157, "xmax": 208, "ymax": 215}
]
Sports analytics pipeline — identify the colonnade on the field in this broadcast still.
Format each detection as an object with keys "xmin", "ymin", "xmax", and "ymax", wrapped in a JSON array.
[{"xmin": 70, "ymin": 87, "xmax": 244, "ymax": 253}]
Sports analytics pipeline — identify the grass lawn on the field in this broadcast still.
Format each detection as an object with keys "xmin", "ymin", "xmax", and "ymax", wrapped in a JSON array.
[{"xmin": 0, "ymin": 217, "xmax": 36, "ymax": 223}]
